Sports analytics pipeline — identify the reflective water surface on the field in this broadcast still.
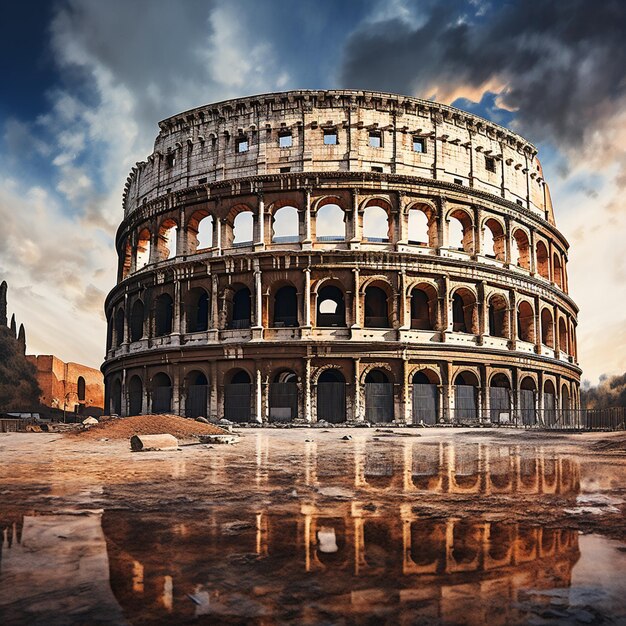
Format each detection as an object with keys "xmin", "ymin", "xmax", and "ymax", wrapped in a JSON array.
[{"xmin": 1, "ymin": 430, "xmax": 625, "ymax": 625}]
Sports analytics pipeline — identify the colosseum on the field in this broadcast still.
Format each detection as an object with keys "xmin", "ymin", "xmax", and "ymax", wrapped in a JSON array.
[{"xmin": 102, "ymin": 89, "xmax": 580, "ymax": 425}]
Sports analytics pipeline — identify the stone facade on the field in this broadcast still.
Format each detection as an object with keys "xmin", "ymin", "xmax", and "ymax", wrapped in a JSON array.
[
  {"xmin": 27, "ymin": 355, "xmax": 104, "ymax": 413},
  {"xmin": 103, "ymin": 90, "xmax": 580, "ymax": 423}
]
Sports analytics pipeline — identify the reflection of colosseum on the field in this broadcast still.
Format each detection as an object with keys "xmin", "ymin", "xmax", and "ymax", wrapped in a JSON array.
[{"xmin": 103, "ymin": 89, "xmax": 580, "ymax": 424}]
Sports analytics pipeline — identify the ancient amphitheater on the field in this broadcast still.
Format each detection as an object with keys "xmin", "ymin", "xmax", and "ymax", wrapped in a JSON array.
[{"xmin": 102, "ymin": 89, "xmax": 580, "ymax": 424}]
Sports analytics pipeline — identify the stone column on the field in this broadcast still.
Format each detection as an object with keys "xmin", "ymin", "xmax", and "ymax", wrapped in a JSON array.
[
  {"xmin": 176, "ymin": 206, "xmax": 186, "ymax": 255},
  {"xmin": 253, "ymin": 270, "xmax": 263, "ymax": 329},
  {"xmin": 303, "ymin": 187, "xmax": 312, "ymax": 247},
  {"xmin": 172, "ymin": 278, "xmax": 181, "ymax": 338},
  {"xmin": 353, "ymin": 358, "xmax": 362, "ymax": 422},
  {"xmin": 304, "ymin": 357, "xmax": 312, "ymax": 422},
  {"xmin": 533, "ymin": 294, "xmax": 541, "ymax": 354},
  {"xmin": 149, "ymin": 219, "xmax": 160, "ymax": 264},
  {"xmin": 403, "ymin": 358, "xmax": 411, "ymax": 424},
  {"xmin": 399, "ymin": 270, "xmax": 408, "ymax": 329},
  {"xmin": 303, "ymin": 268, "xmax": 311, "ymax": 327},
  {"xmin": 397, "ymin": 192, "xmax": 408, "ymax": 245},
  {"xmin": 504, "ymin": 216, "xmax": 512, "ymax": 265},
  {"xmin": 508, "ymin": 290, "xmax": 518, "ymax": 350},
  {"xmin": 255, "ymin": 366, "xmax": 263, "ymax": 424},
  {"xmin": 350, "ymin": 188, "xmax": 361, "ymax": 247},
  {"xmin": 212, "ymin": 216, "xmax": 222, "ymax": 254},
  {"xmin": 529, "ymin": 228, "xmax": 536, "ymax": 274},
  {"xmin": 129, "ymin": 231, "xmax": 138, "ymax": 274},
  {"xmin": 352, "ymin": 268, "xmax": 361, "ymax": 328},
  {"xmin": 473, "ymin": 205, "xmax": 482, "ymax": 257},
  {"xmin": 255, "ymin": 193, "xmax": 265, "ymax": 250}
]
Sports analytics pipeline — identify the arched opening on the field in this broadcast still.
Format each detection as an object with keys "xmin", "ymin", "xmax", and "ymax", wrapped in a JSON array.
[
  {"xmin": 553, "ymin": 254, "xmax": 563, "ymax": 289},
  {"xmin": 364, "ymin": 285, "xmax": 390, "ymax": 328},
  {"xmin": 151, "ymin": 372, "xmax": 172, "ymax": 414},
  {"xmin": 561, "ymin": 385, "xmax": 571, "ymax": 424},
  {"xmin": 157, "ymin": 218, "xmax": 177, "ymax": 260},
  {"xmin": 543, "ymin": 380, "xmax": 556, "ymax": 426},
  {"xmin": 77, "ymin": 376, "xmax": 85, "ymax": 402},
  {"xmin": 186, "ymin": 288, "xmax": 209, "ymax": 333},
  {"xmin": 536, "ymin": 241, "xmax": 550, "ymax": 280},
  {"xmin": 410, "ymin": 286, "xmax": 436, "ymax": 330},
  {"xmin": 451, "ymin": 288, "xmax": 478, "ymax": 334},
  {"xmin": 111, "ymin": 379, "xmax": 122, "ymax": 415},
  {"xmin": 541, "ymin": 308, "xmax": 554, "ymax": 347},
  {"xmin": 316, "ymin": 285, "xmax": 346, "ymax": 327},
  {"xmin": 517, "ymin": 301, "xmax": 534, "ymax": 343},
  {"xmin": 448, "ymin": 210, "xmax": 473, "ymax": 253},
  {"xmin": 488, "ymin": 295, "xmax": 508, "ymax": 338},
  {"xmin": 273, "ymin": 285, "xmax": 298, "ymax": 327},
  {"xmin": 316, "ymin": 204, "xmax": 345, "ymax": 241},
  {"xmin": 224, "ymin": 370, "xmax": 252, "ymax": 423},
  {"xmin": 412, "ymin": 369, "xmax": 439, "ymax": 425},
  {"xmin": 136, "ymin": 228, "xmax": 151, "ymax": 269},
  {"xmin": 512, "ymin": 229, "xmax": 530, "ymax": 269},
  {"xmin": 130, "ymin": 300, "xmax": 145, "ymax": 342},
  {"xmin": 233, "ymin": 211, "xmax": 253, "ymax": 246},
  {"xmin": 317, "ymin": 369, "xmax": 346, "ymax": 424},
  {"xmin": 188, "ymin": 210, "xmax": 213, "ymax": 252},
  {"xmin": 454, "ymin": 371, "xmax": 479, "ymax": 422},
  {"xmin": 128, "ymin": 376, "xmax": 143, "ymax": 415},
  {"xmin": 121, "ymin": 240, "xmax": 132, "ymax": 279},
  {"xmin": 408, "ymin": 206, "xmax": 434, "ymax": 246},
  {"xmin": 114, "ymin": 307, "xmax": 125, "ymax": 347},
  {"xmin": 364, "ymin": 369, "xmax": 394, "ymax": 423},
  {"xmin": 483, "ymin": 218, "xmax": 505, "ymax": 261},
  {"xmin": 186, "ymin": 371, "xmax": 208, "ymax": 418},
  {"xmin": 269, "ymin": 370, "xmax": 298, "ymax": 422},
  {"xmin": 519, "ymin": 377, "xmax": 537, "ymax": 425},
  {"xmin": 155, "ymin": 294, "xmax": 174, "ymax": 337},
  {"xmin": 106, "ymin": 314, "xmax": 113, "ymax": 351},
  {"xmin": 229, "ymin": 287, "xmax": 252, "ymax": 329},
  {"xmin": 272, "ymin": 206, "xmax": 299, "ymax": 243},
  {"xmin": 558, "ymin": 317, "xmax": 568, "ymax": 354},
  {"xmin": 363, "ymin": 205, "xmax": 389, "ymax": 242},
  {"xmin": 489, "ymin": 373, "xmax": 511, "ymax": 424}
]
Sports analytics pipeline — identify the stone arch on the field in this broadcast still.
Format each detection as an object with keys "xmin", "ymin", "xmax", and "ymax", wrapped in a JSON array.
[
  {"xmin": 225, "ymin": 284, "xmax": 252, "ymax": 330},
  {"xmin": 359, "ymin": 362, "xmax": 395, "ymax": 384},
  {"xmin": 312, "ymin": 363, "xmax": 345, "ymax": 385},
  {"xmin": 363, "ymin": 366, "xmax": 394, "ymax": 423},
  {"xmin": 130, "ymin": 299, "xmax": 145, "ymax": 342},
  {"xmin": 453, "ymin": 369, "xmax": 480, "ymax": 421},
  {"xmin": 363, "ymin": 281, "xmax": 392, "ymax": 328},
  {"xmin": 450, "ymin": 286, "xmax": 478, "ymax": 334},
  {"xmin": 536, "ymin": 240, "xmax": 550, "ymax": 280},
  {"xmin": 272, "ymin": 205, "xmax": 299, "ymax": 243},
  {"xmin": 482, "ymin": 217, "xmax": 506, "ymax": 261},
  {"xmin": 315, "ymin": 202, "xmax": 346, "ymax": 241},
  {"xmin": 223, "ymin": 368, "xmax": 253, "ymax": 423},
  {"xmin": 186, "ymin": 287, "xmax": 209, "ymax": 333},
  {"xmin": 517, "ymin": 300, "xmax": 535, "ymax": 343},
  {"xmin": 407, "ymin": 201, "xmax": 438, "ymax": 247},
  {"xmin": 156, "ymin": 218, "xmax": 178, "ymax": 260},
  {"xmin": 272, "ymin": 282, "xmax": 299, "ymax": 327},
  {"xmin": 136, "ymin": 228, "xmax": 151, "ymax": 269},
  {"xmin": 487, "ymin": 293, "xmax": 509, "ymax": 338},
  {"xmin": 315, "ymin": 365, "xmax": 347, "ymax": 423},
  {"xmin": 489, "ymin": 372, "xmax": 511, "ymax": 424},
  {"xmin": 187, "ymin": 209, "xmax": 214, "ymax": 252},
  {"xmin": 121, "ymin": 239, "xmax": 132, "ymax": 279},
  {"xmin": 512, "ymin": 228, "xmax": 531, "ymax": 269},
  {"xmin": 224, "ymin": 203, "xmax": 254, "ymax": 247},
  {"xmin": 540, "ymin": 307, "xmax": 554, "ymax": 347},
  {"xmin": 269, "ymin": 367, "xmax": 299, "ymax": 422},
  {"xmin": 362, "ymin": 204, "xmax": 391, "ymax": 242},
  {"xmin": 409, "ymin": 282, "xmax": 438, "ymax": 330},
  {"xmin": 111, "ymin": 377, "xmax": 122, "ymax": 415},
  {"xmin": 447, "ymin": 208, "xmax": 474, "ymax": 253},
  {"xmin": 114, "ymin": 306, "xmax": 125, "ymax": 347},
  {"xmin": 553, "ymin": 253, "xmax": 563, "ymax": 289},
  {"xmin": 409, "ymin": 366, "xmax": 441, "ymax": 386},
  {"xmin": 558, "ymin": 316, "xmax": 569, "ymax": 354},
  {"xmin": 185, "ymin": 369, "xmax": 209, "ymax": 419},
  {"xmin": 154, "ymin": 293, "xmax": 174, "ymax": 336},
  {"xmin": 316, "ymin": 281, "xmax": 346, "ymax": 327}
]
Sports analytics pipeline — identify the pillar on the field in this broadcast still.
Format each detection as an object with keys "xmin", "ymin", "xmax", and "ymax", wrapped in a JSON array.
[
  {"xmin": 176, "ymin": 206, "xmax": 186, "ymax": 255},
  {"xmin": 255, "ymin": 193, "xmax": 265, "ymax": 250},
  {"xmin": 353, "ymin": 358, "xmax": 362, "ymax": 421},
  {"xmin": 255, "ymin": 366, "xmax": 263, "ymax": 424},
  {"xmin": 303, "ymin": 268, "xmax": 311, "ymax": 327},
  {"xmin": 253, "ymin": 270, "xmax": 262, "ymax": 329},
  {"xmin": 352, "ymin": 268, "xmax": 360, "ymax": 328},
  {"xmin": 403, "ymin": 358, "xmax": 411, "ymax": 424},
  {"xmin": 304, "ymin": 357, "xmax": 312, "ymax": 422},
  {"xmin": 303, "ymin": 187, "xmax": 312, "ymax": 246}
]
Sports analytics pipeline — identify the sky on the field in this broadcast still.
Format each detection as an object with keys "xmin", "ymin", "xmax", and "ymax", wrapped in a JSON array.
[{"xmin": 1, "ymin": 0, "xmax": 625, "ymax": 384}]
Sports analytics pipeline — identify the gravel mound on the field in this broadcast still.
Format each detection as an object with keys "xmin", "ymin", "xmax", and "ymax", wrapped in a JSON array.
[
  {"xmin": 72, "ymin": 414, "xmax": 229, "ymax": 440},
  {"xmin": 592, "ymin": 433, "xmax": 626, "ymax": 452}
]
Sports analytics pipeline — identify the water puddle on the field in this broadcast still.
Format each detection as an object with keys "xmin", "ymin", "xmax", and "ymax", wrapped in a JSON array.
[{"xmin": 0, "ymin": 432, "xmax": 625, "ymax": 624}]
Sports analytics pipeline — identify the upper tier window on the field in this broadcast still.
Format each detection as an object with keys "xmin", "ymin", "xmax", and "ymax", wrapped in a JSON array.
[
  {"xmin": 166, "ymin": 153, "xmax": 176, "ymax": 168},
  {"xmin": 236, "ymin": 137, "xmax": 249, "ymax": 153},
  {"xmin": 413, "ymin": 137, "xmax": 426, "ymax": 153},
  {"xmin": 369, "ymin": 130, "xmax": 382, "ymax": 148},
  {"xmin": 323, "ymin": 129, "xmax": 337, "ymax": 145},
  {"xmin": 485, "ymin": 156, "xmax": 496, "ymax": 172},
  {"xmin": 279, "ymin": 132, "xmax": 292, "ymax": 148}
]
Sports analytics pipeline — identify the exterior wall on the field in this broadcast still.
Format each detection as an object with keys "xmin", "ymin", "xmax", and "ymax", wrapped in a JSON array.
[
  {"xmin": 104, "ymin": 90, "xmax": 580, "ymax": 423},
  {"xmin": 27, "ymin": 354, "xmax": 104, "ymax": 411}
]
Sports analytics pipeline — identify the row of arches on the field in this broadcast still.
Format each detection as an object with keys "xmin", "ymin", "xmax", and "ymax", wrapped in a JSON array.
[
  {"xmin": 107, "ymin": 280, "xmax": 577, "ymax": 359},
  {"xmin": 121, "ymin": 199, "xmax": 568, "ymax": 292},
  {"xmin": 106, "ymin": 365, "xmax": 579, "ymax": 427}
]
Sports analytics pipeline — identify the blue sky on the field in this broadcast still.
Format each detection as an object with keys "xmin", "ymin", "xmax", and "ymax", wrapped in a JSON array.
[{"xmin": 1, "ymin": 0, "xmax": 625, "ymax": 383}]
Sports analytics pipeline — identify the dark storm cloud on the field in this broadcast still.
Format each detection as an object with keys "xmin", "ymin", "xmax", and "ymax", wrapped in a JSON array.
[{"xmin": 338, "ymin": 0, "xmax": 626, "ymax": 148}]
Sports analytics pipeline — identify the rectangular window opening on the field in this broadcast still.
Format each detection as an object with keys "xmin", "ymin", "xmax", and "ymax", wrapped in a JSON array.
[
  {"xmin": 516, "ymin": 199, "xmax": 523, "ymax": 206},
  {"xmin": 236, "ymin": 137, "xmax": 249, "ymax": 153},
  {"xmin": 454, "ymin": 178, "xmax": 463, "ymax": 185},
  {"xmin": 323, "ymin": 129, "xmax": 338, "ymax": 145},
  {"xmin": 413, "ymin": 137, "xmax": 426, "ymax": 153},
  {"xmin": 166, "ymin": 153, "xmax": 176, "ymax": 168},
  {"xmin": 279, "ymin": 133, "xmax": 293, "ymax": 148},
  {"xmin": 371, "ymin": 166, "xmax": 383, "ymax": 173},
  {"xmin": 198, "ymin": 177, "xmax": 207, "ymax": 185},
  {"xmin": 369, "ymin": 130, "xmax": 382, "ymax": 148},
  {"xmin": 279, "ymin": 167, "xmax": 291, "ymax": 173},
  {"xmin": 485, "ymin": 156, "xmax": 496, "ymax": 172}
]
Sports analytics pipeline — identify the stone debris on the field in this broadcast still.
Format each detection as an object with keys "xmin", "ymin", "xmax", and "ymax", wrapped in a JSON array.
[
  {"xmin": 341, "ymin": 435, "xmax": 352, "ymax": 441},
  {"xmin": 198, "ymin": 434, "xmax": 238, "ymax": 445},
  {"xmin": 195, "ymin": 416, "xmax": 210, "ymax": 423},
  {"xmin": 82, "ymin": 417, "xmax": 99, "ymax": 426},
  {"xmin": 130, "ymin": 434, "xmax": 179, "ymax": 452}
]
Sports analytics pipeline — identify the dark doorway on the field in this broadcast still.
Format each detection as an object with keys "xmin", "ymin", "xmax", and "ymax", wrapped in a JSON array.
[
  {"xmin": 186, "ymin": 371, "xmax": 208, "ymax": 418},
  {"xmin": 224, "ymin": 370, "xmax": 252, "ymax": 422},
  {"xmin": 130, "ymin": 300, "xmax": 144, "ymax": 341},
  {"xmin": 273, "ymin": 286, "xmax": 298, "ymax": 327},
  {"xmin": 187, "ymin": 289, "xmax": 209, "ymax": 332},
  {"xmin": 317, "ymin": 369, "xmax": 346, "ymax": 423},
  {"xmin": 455, "ymin": 372, "xmax": 478, "ymax": 422},
  {"xmin": 155, "ymin": 294, "xmax": 174, "ymax": 336},
  {"xmin": 489, "ymin": 374, "xmax": 511, "ymax": 423},
  {"xmin": 412, "ymin": 371, "xmax": 439, "ymax": 425},
  {"xmin": 364, "ymin": 286, "xmax": 389, "ymax": 328},
  {"xmin": 317, "ymin": 286, "xmax": 346, "ymax": 327},
  {"xmin": 364, "ymin": 369, "xmax": 394, "ymax": 423},
  {"xmin": 230, "ymin": 288, "xmax": 251, "ymax": 329},
  {"xmin": 152, "ymin": 372, "xmax": 172, "ymax": 413},
  {"xmin": 128, "ymin": 376, "xmax": 143, "ymax": 415},
  {"xmin": 269, "ymin": 371, "xmax": 298, "ymax": 422}
]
